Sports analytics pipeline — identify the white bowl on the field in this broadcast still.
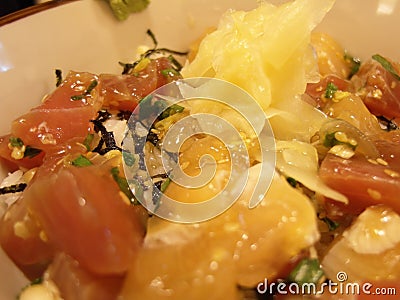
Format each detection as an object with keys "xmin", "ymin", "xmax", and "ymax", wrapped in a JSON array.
[{"xmin": 0, "ymin": 0, "xmax": 399, "ymax": 298}]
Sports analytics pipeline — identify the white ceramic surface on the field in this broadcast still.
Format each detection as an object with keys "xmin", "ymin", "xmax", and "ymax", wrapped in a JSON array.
[{"xmin": 0, "ymin": 0, "xmax": 399, "ymax": 298}]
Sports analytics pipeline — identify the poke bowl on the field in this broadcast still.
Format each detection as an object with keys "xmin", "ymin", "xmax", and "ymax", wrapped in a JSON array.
[{"xmin": 0, "ymin": 0, "xmax": 400, "ymax": 299}]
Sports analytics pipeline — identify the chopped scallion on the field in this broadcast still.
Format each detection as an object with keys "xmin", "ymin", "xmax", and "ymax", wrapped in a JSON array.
[
  {"xmin": 344, "ymin": 53, "xmax": 361, "ymax": 78},
  {"xmin": 372, "ymin": 54, "xmax": 400, "ymax": 81},
  {"xmin": 287, "ymin": 258, "xmax": 324, "ymax": 285},
  {"xmin": 323, "ymin": 132, "xmax": 356, "ymax": 151},
  {"xmin": 122, "ymin": 150, "xmax": 136, "ymax": 167},
  {"xmin": 111, "ymin": 167, "xmax": 135, "ymax": 202},
  {"xmin": 9, "ymin": 137, "xmax": 42, "ymax": 158},
  {"xmin": 160, "ymin": 103, "xmax": 185, "ymax": 120},
  {"xmin": 161, "ymin": 68, "xmax": 179, "ymax": 78},
  {"xmin": 71, "ymin": 80, "xmax": 98, "ymax": 101},
  {"xmin": 83, "ymin": 133, "xmax": 95, "ymax": 151},
  {"xmin": 324, "ymin": 82, "xmax": 338, "ymax": 99},
  {"xmin": 71, "ymin": 155, "xmax": 93, "ymax": 167},
  {"xmin": 9, "ymin": 137, "xmax": 24, "ymax": 148},
  {"xmin": 160, "ymin": 177, "xmax": 171, "ymax": 192}
]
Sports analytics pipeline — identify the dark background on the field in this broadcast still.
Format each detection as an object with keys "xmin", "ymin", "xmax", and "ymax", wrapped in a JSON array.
[{"xmin": 0, "ymin": 0, "xmax": 35, "ymax": 18}]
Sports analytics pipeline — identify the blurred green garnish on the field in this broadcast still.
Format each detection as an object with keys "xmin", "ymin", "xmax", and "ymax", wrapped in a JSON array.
[{"xmin": 107, "ymin": 0, "xmax": 150, "ymax": 21}]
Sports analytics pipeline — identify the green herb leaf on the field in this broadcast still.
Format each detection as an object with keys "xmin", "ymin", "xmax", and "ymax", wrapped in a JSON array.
[
  {"xmin": 86, "ymin": 80, "xmax": 98, "ymax": 94},
  {"xmin": 108, "ymin": 0, "xmax": 150, "ymax": 21},
  {"xmin": 71, "ymin": 155, "xmax": 93, "ymax": 167},
  {"xmin": 287, "ymin": 258, "xmax": 324, "ymax": 285},
  {"xmin": 344, "ymin": 53, "xmax": 361, "ymax": 78},
  {"xmin": 83, "ymin": 133, "xmax": 95, "ymax": 151},
  {"xmin": 323, "ymin": 132, "xmax": 356, "ymax": 151},
  {"xmin": 160, "ymin": 177, "xmax": 171, "ymax": 192},
  {"xmin": 70, "ymin": 80, "xmax": 98, "ymax": 101},
  {"xmin": 323, "ymin": 132, "xmax": 338, "ymax": 148},
  {"xmin": 9, "ymin": 137, "xmax": 42, "ymax": 158},
  {"xmin": 71, "ymin": 94, "xmax": 85, "ymax": 101},
  {"xmin": 122, "ymin": 150, "xmax": 136, "ymax": 167},
  {"xmin": 9, "ymin": 137, "xmax": 24, "ymax": 148},
  {"xmin": 111, "ymin": 167, "xmax": 135, "ymax": 202},
  {"xmin": 324, "ymin": 82, "xmax": 338, "ymax": 99},
  {"xmin": 161, "ymin": 68, "xmax": 180, "ymax": 78},
  {"xmin": 372, "ymin": 54, "xmax": 400, "ymax": 81},
  {"xmin": 160, "ymin": 103, "xmax": 184, "ymax": 120}
]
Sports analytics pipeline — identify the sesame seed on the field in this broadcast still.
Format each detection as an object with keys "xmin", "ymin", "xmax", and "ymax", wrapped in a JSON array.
[
  {"xmin": 334, "ymin": 131, "xmax": 348, "ymax": 143},
  {"xmin": 376, "ymin": 158, "xmax": 388, "ymax": 166},
  {"xmin": 384, "ymin": 169, "xmax": 400, "ymax": 178},
  {"xmin": 39, "ymin": 230, "xmax": 48, "ymax": 242},
  {"xmin": 40, "ymin": 133, "xmax": 57, "ymax": 145},
  {"xmin": 372, "ymin": 89, "xmax": 383, "ymax": 99},
  {"xmin": 367, "ymin": 188, "xmax": 382, "ymax": 200},
  {"xmin": 348, "ymin": 139, "xmax": 358, "ymax": 146},
  {"xmin": 14, "ymin": 222, "xmax": 30, "ymax": 239}
]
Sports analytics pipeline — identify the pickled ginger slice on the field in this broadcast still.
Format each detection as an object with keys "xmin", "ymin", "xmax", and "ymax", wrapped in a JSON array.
[{"xmin": 182, "ymin": 0, "xmax": 335, "ymax": 110}]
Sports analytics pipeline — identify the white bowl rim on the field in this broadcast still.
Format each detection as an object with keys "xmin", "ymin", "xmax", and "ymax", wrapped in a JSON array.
[{"xmin": 0, "ymin": 0, "xmax": 79, "ymax": 26}]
